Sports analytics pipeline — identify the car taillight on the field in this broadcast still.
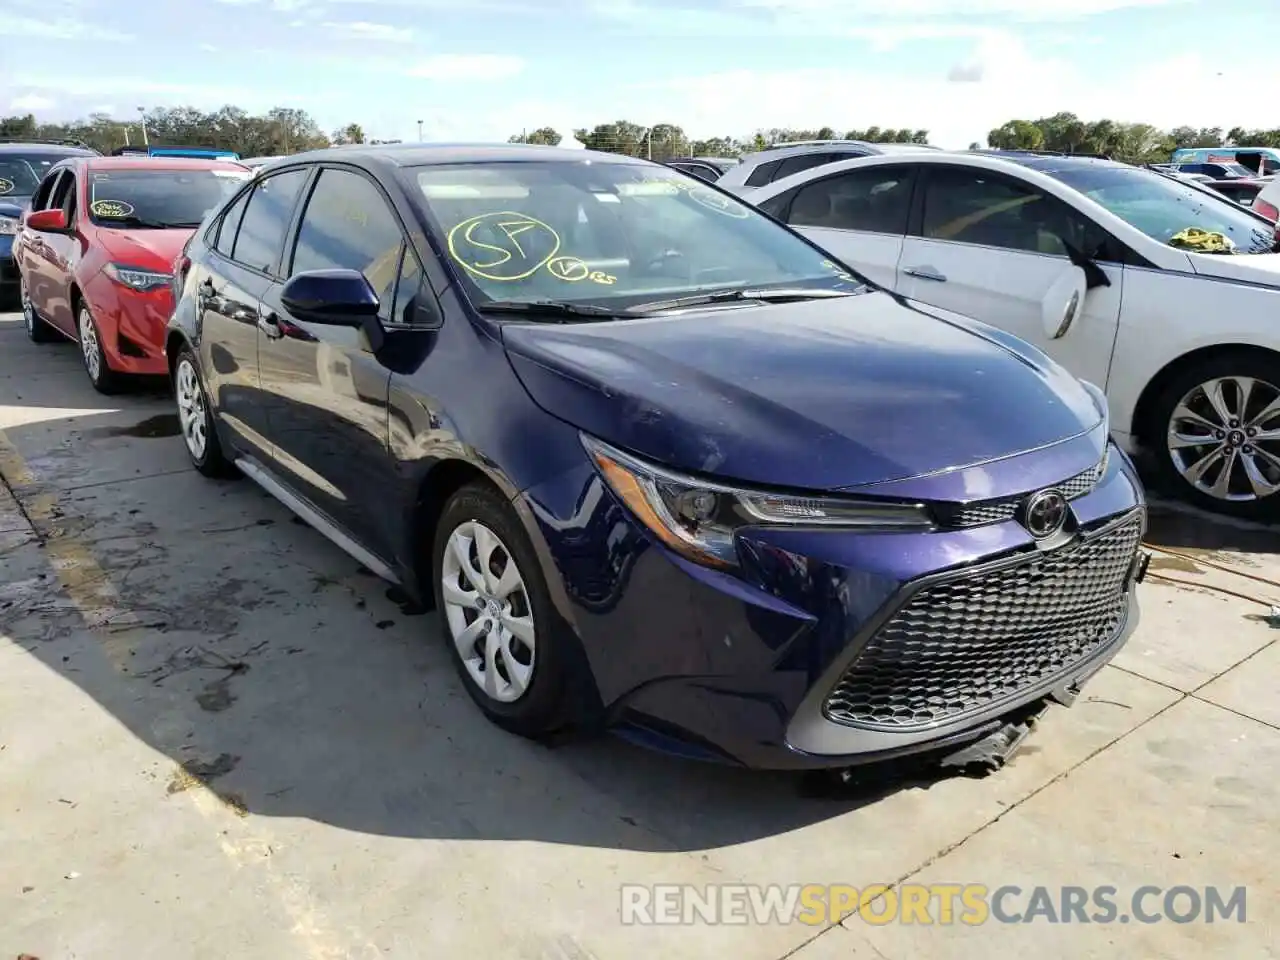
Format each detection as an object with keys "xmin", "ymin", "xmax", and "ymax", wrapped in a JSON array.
[{"xmin": 1255, "ymin": 197, "xmax": 1279, "ymax": 223}]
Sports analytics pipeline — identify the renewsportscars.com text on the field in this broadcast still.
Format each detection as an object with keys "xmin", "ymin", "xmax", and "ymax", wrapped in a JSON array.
[{"xmin": 620, "ymin": 883, "xmax": 1248, "ymax": 926}]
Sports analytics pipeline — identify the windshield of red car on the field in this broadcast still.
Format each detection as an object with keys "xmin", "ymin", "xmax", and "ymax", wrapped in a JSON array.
[{"xmin": 87, "ymin": 168, "xmax": 250, "ymax": 228}]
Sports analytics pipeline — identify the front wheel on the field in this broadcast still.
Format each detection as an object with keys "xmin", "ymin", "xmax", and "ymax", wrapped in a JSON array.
[
  {"xmin": 1148, "ymin": 352, "xmax": 1280, "ymax": 521},
  {"xmin": 77, "ymin": 303, "xmax": 122, "ymax": 394},
  {"xmin": 22, "ymin": 276, "xmax": 58, "ymax": 343},
  {"xmin": 432, "ymin": 483, "xmax": 585, "ymax": 739},
  {"xmin": 174, "ymin": 348, "xmax": 237, "ymax": 479}
]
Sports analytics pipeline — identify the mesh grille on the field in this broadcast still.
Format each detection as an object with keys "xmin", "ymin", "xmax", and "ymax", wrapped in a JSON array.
[
  {"xmin": 824, "ymin": 513, "xmax": 1143, "ymax": 731},
  {"xmin": 949, "ymin": 453, "xmax": 1106, "ymax": 529}
]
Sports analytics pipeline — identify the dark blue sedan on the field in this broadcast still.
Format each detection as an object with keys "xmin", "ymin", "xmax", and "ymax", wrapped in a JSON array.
[{"xmin": 164, "ymin": 144, "xmax": 1149, "ymax": 772}]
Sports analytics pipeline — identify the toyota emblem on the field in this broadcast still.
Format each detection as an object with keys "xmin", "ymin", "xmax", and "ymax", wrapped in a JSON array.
[{"xmin": 1023, "ymin": 489, "xmax": 1068, "ymax": 538}]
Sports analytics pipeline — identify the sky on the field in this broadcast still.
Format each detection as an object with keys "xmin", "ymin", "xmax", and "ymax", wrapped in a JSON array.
[{"xmin": 0, "ymin": 0, "xmax": 1275, "ymax": 149}]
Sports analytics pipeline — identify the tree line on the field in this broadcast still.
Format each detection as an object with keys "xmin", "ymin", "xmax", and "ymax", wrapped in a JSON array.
[
  {"xmin": 514, "ymin": 113, "xmax": 1280, "ymax": 164},
  {"xmin": 4, "ymin": 105, "xmax": 1278, "ymax": 165},
  {"xmin": 0, "ymin": 107, "xmax": 394, "ymax": 157}
]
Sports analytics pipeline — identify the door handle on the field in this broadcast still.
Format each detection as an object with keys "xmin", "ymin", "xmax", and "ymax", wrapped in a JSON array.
[
  {"xmin": 257, "ymin": 310, "xmax": 284, "ymax": 339},
  {"xmin": 904, "ymin": 266, "xmax": 947, "ymax": 282}
]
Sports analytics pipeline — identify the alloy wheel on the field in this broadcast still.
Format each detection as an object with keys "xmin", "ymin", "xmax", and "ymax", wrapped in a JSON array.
[
  {"xmin": 1166, "ymin": 375, "xmax": 1280, "ymax": 503},
  {"xmin": 79, "ymin": 308, "xmax": 101, "ymax": 382},
  {"xmin": 440, "ymin": 520, "xmax": 536, "ymax": 703},
  {"xmin": 175, "ymin": 358, "xmax": 208, "ymax": 461}
]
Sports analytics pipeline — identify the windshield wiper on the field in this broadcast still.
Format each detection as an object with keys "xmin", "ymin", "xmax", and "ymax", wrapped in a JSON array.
[
  {"xmin": 624, "ymin": 286, "xmax": 863, "ymax": 314},
  {"xmin": 478, "ymin": 300, "xmax": 625, "ymax": 321},
  {"xmin": 95, "ymin": 214, "xmax": 173, "ymax": 229}
]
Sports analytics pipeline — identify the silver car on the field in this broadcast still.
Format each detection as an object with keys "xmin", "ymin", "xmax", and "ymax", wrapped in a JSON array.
[{"xmin": 717, "ymin": 140, "xmax": 939, "ymax": 196}]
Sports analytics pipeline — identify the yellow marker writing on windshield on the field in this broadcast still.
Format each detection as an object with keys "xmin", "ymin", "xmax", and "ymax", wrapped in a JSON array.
[
  {"xmin": 0, "ymin": 178, "xmax": 13, "ymax": 195},
  {"xmin": 448, "ymin": 211, "xmax": 561, "ymax": 281}
]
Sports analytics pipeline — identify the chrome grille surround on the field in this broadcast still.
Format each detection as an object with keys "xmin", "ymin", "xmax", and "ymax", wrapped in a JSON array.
[{"xmin": 823, "ymin": 509, "xmax": 1143, "ymax": 732}]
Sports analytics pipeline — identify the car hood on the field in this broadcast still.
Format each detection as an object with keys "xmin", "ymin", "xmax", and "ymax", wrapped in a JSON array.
[
  {"xmin": 501, "ymin": 292, "xmax": 1104, "ymax": 491},
  {"xmin": 98, "ymin": 228, "xmax": 195, "ymax": 270},
  {"xmin": 1187, "ymin": 250, "xmax": 1280, "ymax": 283},
  {"xmin": 0, "ymin": 194, "xmax": 33, "ymax": 214}
]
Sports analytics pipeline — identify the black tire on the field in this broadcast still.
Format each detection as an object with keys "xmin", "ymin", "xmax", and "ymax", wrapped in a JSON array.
[
  {"xmin": 432, "ymin": 482, "xmax": 587, "ymax": 740},
  {"xmin": 173, "ymin": 347, "xmax": 238, "ymax": 480},
  {"xmin": 22, "ymin": 275, "xmax": 58, "ymax": 344},
  {"xmin": 1146, "ymin": 350, "xmax": 1280, "ymax": 522},
  {"xmin": 76, "ymin": 303, "xmax": 124, "ymax": 394}
]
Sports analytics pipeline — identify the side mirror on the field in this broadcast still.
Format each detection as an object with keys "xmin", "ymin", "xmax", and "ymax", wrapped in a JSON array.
[
  {"xmin": 1042, "ymin": 265, "xmax": 1087, "ymax": 340},
  {"xmin": 280, "ymin": 269, "xmax": 380, "ymax": 326},
  {"xmin": 26, "ymin": 208, "xmax": 68, "ymax": 232},
  {"xmin": 1062, "ymin": 241, "xmax": 1111, "ymax": 289}
]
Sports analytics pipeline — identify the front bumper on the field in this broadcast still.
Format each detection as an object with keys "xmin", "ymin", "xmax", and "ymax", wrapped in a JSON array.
[{"xmin": 522, "ymin": 438, "xmax": 1149, "ymax": 771}]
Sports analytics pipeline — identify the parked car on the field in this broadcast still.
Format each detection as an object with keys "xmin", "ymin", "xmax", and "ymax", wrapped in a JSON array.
[
  {"xmin": 1200, "ymin": 176, "xmax": 1273, "ymax": 207},
  {"xmin": 163, "ymin": 144, "xmax": 1148, "ymax": 772},
  {"xmin": 663, "ymin": 158, "xmax": 729, "ymax": 182},
  {"xmin": 1249, "ymin": 178, "xmax": 1279, "ymax": 222},
  {"xmin": 717, "ymin": 140, "xmax": 939, "ymax": 196},
  {"xmin": 1168, "ymin": 161, "xmax": 1256, "ymax": 180},
  {"xmin": 16, "ymin": 155, "xmax": 251, "ymax": 391},
  {"xmin": 744, "ymin": 152, "xmax": 1280, "ymax": 519},
  {"xmin": 0, "ymin": 139, "xmax": 100, "ymax": 301}
]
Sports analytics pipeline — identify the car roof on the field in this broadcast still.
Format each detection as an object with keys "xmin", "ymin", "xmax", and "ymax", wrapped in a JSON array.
[
  {"xmin": 75, "ymin": 156, "xmax": 249, "ymax": 172},
  {"xmin": 0, "ymin": 142, "xmax": 97, "ymax": 157},
  {"xmin": 275, "ymin": 142, "xmax": 646, "ymax": 167},
  {"xmin": 984, "ymin": 154, "xmax": 1134, "ymax": 175}
]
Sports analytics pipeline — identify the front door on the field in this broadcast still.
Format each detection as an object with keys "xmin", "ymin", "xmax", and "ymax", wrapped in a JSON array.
[
  {"xmin": 897, "ymin": 164, "xmax": 1122, "ymax": 391},
  {"xmin": 23, "ymin": 169, "xmax": 74, "ymax": 332},
  {"xmin": 196, "ymin": 167, "xmax": 311, "ymax": 459},
  {"xmin": 257, "ymin": 165, "xmax": 414, "ymax": 558}
]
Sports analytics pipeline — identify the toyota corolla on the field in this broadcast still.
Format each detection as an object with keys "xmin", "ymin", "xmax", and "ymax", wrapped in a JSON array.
[{"xmin": 164, "ymin": 144, "xmax": 1150, "ymax": 772}]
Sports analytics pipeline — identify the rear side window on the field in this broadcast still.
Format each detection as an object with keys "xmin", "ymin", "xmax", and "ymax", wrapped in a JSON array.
[
  {"xmin": 774, "ymin": 151, "xmax": 855, "ymax": 181},
  {"xmin": 744, "ymin": 158, "xmax": 783, "ymax": 187},
  {"xmin": 788, "ymin": 166, "xmax": 914, "ymax": 234},
  {"xmin": 231, "ymin": 168, "xmax": 310, "ymax": 274},
  {"xmin": 289, "ymin": 168, "xmax": 406, "ymax": 324},
  {"xmin": 214, "ymin": 189, "xmax": 250, "ymax": 257}
]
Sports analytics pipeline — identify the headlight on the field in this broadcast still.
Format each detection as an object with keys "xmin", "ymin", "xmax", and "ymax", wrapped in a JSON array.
[
  {"xmin": 0, "ymin": 216, "xmax": 17, "ymax": 236},
  {"xmin": 582, "ymin": 434, "xmax": 934, "ymax": 569},
  {"xmin": 104, "ymin": 263, "xmax": 172, "ymax": 292}
]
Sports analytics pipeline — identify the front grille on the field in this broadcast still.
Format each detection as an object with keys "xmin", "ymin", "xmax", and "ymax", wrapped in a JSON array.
[
  {"xmin": 948, "ymin": 451, "xmax": 1107, "ymax": 528},
  {"xmin": 824, "ymin": 512, "xmax": 1143, "ymax": 731}
]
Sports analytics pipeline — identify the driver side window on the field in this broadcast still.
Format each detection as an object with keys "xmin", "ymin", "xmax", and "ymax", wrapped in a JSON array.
[
  {"xmin": 31, "ymin": 170, "xmax": 65, "ymax": 212},
  {"xmin": 922, "ymin": 167, "xmax": 1104, "ymax": 259}
]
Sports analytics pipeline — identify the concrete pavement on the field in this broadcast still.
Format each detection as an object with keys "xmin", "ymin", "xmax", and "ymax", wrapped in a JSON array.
[{"xmin": 0, "ymin": 310, "xmax": 1276, "ymax": 959}]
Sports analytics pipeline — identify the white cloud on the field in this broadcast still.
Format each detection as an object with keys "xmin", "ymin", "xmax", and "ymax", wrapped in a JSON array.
[
  {"xmin": 0, "ymin": 16, "xmax": 132, "ymax": 40},
  {"xmin": 734, "ymin": 0, "xmax": 1192, "ymax": 20},
  {"xmin": 320, "ymin": 20, "xmax": 414, "ymax": 42},
  {"xmin": 9, "ymin": 94, "xmax": 56, "ymax": 111},
  {"xmin": 199, "ymin": 42, "xmax": 219, "ymax": 51},
  {"xmin": 405, "ymin": 55, "xmax": 525, "ymax": 80}
]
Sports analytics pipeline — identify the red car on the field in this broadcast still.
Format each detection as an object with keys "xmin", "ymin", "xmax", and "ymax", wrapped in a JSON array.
[{"xmin": 16, "ymin": 156, "xmax": 250, "ymax": 392}]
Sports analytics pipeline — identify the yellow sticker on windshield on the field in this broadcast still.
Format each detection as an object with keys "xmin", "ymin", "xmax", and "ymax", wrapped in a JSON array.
[
  {"xmin": 589, "ymin": 271, "xmax": 616, "ymax": 285},
  {"xmin": 448, "ymin": 211, "xmax": 561, "ymax": 281},
  {"xmin": 685, "ymin": 185, "xmax": 749, "ymax": 218},
  {"xmin": 91, "ymin": 199, "xmax": 135, "ymax": 218},
  {"xmin": 0, "ymin": 178, "xmax": 13, "ymax": 196}
]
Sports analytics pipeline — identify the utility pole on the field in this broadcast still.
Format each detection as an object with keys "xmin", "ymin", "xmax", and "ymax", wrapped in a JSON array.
[
  {"xmin": 136, "ymin": 107, "xmax": 149, "ymax": 147},
  {"xmin": 417, "ymin": 120, "xmax": 423, "ymax": 142}
]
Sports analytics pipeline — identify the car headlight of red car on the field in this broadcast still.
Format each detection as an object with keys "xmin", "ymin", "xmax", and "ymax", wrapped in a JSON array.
[{"xmin": 104, "ymin": 263, "xmax": 173, "ymax": 292}]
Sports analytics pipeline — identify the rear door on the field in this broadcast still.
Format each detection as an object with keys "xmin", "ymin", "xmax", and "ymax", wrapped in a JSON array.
[
  {"xmin": 18, "ymin": 168, "xmax": 67, "ymax": 319},
  {"xmin": 897, "ymin": 163, "xmax": 1122, "ymax": 389},
  {"xmin": 196, "ymin": 166, "xmax": 311, "ymax": 459},
  {"xmin": 256, "ymin": 165, "xmax": 415, "ymax": 557},
  {"xmin": 769, "ymin": 163, "xmax": 917, "ymax": 290}
]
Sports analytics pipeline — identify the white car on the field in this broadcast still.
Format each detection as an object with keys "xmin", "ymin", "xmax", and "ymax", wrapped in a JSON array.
[
  {"xmin": 1254, "ymin": 178, "xmax": 1279, "ymax": 223},
  {"xmin": 743, "ymin": 152, "xmax": 1280, "ymax": 520}
]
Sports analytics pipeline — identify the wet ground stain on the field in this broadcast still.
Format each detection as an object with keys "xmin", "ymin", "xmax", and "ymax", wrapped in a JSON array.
[
  {"xmin": 1148, "ymin": 554, "xmax": 1202, "ymax": 574},
  {"xmin": 385, "ymin": 585, "xmax": 426, "ymax": 615},
  {"xmin": 167, "ymin": 752, "xmax": 239, "ymax": 794},
  {"xmin": 196, "ymin": 675, "xmax": 238, "ymax": 712},
  {"xmin": 82, "ymin": 414, "xmax": 182, "ymax": 439}
]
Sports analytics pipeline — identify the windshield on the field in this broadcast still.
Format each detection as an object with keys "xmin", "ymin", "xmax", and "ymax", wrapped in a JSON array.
[
  {"xmin": 1048, "ymin": 166, "xmax": 1279, "ymax": 255},
  {"xmin": 88, "ymin": 168, "xmax": 250, "ymax": 228},
  {"xmin": 0, "ymin": 154, "xmax": 70, "ymax": 198},
  {"xmin": 410, "ymin": 160, "xmax": 865, "ymax": 309}
]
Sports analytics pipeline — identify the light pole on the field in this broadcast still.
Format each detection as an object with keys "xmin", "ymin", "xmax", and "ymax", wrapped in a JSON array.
[
  {"xmin": 417, "ymin": 120, "xmax": 423, "ymax": 142},
  {"xmin": 137, "ymin": 106, "xmax": 148, "ymax": 147}
]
